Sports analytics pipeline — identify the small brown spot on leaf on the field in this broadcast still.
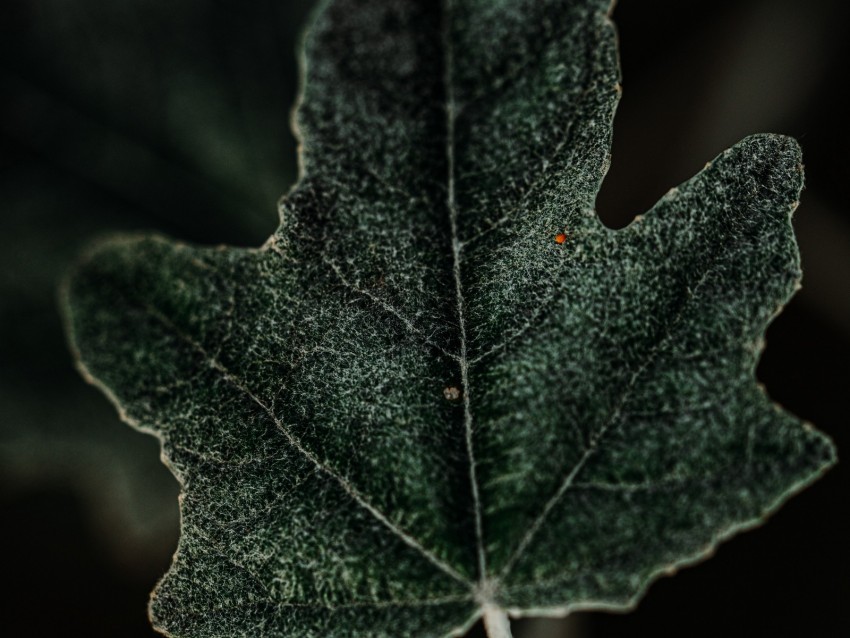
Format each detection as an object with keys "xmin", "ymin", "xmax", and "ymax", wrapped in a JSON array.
[{"xmin": 443, "ymin": 386, "xmax": 461, "ymax": 401}]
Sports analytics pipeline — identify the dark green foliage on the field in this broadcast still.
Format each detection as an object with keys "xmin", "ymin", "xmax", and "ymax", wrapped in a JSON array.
[{"xmin": 64, "ymin": 0, "xmax": 835, "ymax": 636}]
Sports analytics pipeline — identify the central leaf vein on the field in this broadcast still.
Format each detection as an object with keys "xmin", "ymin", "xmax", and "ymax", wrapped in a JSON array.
[{"xmin": 442, "ymin": 0, "xmax": 488, "ymax": 588}]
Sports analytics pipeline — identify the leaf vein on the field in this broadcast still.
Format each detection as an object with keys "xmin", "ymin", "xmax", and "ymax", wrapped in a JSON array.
[
  {"xmin": 443, "ymin": 0, "xmax": 488, "ymax": 587},
  {"xmin": 496, "ymin": 243, "xmax": 730, "ymax": 581},
  {"xmin": 141, "ymin": 301, "xmax": 474, "ymax": 589}
]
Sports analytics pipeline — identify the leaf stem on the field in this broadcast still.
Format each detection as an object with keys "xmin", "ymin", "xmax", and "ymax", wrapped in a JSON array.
[{"xmin": 482, "ymin": 605, "xmax": 513, "ymax": 638}]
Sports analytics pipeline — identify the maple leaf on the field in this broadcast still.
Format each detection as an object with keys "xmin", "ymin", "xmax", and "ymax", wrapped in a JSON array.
[{"xmin": 64, "ymin": 0, "xmax": 835, "ymax": 636}]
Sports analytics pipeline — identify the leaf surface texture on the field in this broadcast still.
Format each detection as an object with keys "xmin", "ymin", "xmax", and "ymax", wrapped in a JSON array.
[{"xmin": 65, "ymin": 0, "xmax": 836, "ymax": 635}]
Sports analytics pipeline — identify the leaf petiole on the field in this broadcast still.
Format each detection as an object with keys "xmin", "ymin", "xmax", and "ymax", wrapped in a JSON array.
[{"xmin": 482, "ymin": 605, "xmax": 513, "ymax": 638}]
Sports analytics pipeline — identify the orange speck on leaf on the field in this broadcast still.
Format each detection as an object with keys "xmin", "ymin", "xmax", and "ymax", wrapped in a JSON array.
[{"xmin": 554, "ymin": 232, "xmax": 567, "ymax": 244}]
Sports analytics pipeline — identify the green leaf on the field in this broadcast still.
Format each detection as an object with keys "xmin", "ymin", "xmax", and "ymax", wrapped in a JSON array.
[{"xmin": 63, "ymin": 0, "xmax": 836, "ymax": 636}]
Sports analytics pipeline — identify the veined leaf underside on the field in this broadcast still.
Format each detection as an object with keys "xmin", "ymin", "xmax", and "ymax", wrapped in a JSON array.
[{"xmin": 64, "ymin": 0, "xmax": 836, "ymax": 636}]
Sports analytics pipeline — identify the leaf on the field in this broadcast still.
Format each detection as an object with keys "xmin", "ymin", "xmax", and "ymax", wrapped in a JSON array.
[{"xmin": 63, "ymin": 0, "xmax": 836, "ymax": 636}]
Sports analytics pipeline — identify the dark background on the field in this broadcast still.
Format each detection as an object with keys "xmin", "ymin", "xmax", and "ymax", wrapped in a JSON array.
[{"xmin": 1, "ymin": 0, "xmax": 847, "ymax": 636}]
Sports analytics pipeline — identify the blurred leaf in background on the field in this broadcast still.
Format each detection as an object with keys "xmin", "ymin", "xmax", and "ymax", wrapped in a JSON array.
[
  {"xmin": 1, "ymin": 1, "xmax": 311, "ymax": 634},
  {"xmin": 1, "ymin": 0, "xmax": 847, "ymax": 637}
]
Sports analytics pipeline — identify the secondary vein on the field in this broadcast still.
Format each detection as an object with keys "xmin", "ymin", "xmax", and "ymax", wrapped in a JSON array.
[
  {"xmin": 139, "ymin": 299, "xmax": 473, "ymax": 590},
  {"xmin": 497, "ymin": 246, "xmax": 725, "ymax": 581}
]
